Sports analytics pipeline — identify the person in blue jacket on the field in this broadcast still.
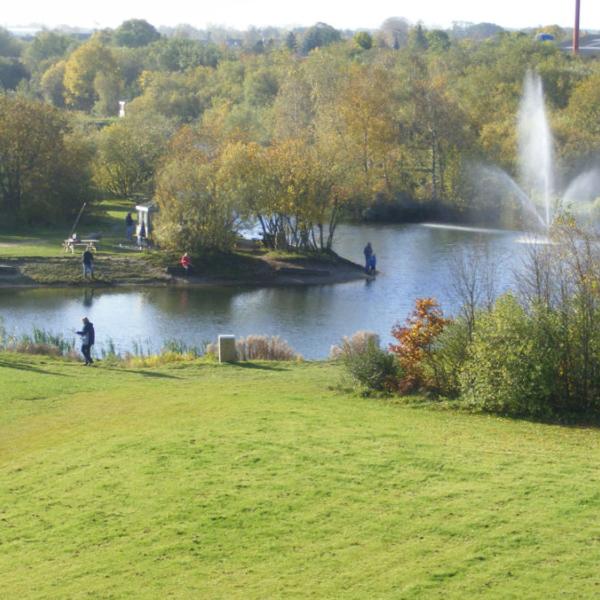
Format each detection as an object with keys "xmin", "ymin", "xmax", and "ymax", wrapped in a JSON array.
[
  {"xmin": 76, "ymin": 317, "xmax": 95, "ymax": 365},
  {"xmin": 368, "ymin": 254, "xmax": 377, "ymax": 275},
  {"xmin": 363, "ymin": 242, "xmax": 373, "ymax": 272}
]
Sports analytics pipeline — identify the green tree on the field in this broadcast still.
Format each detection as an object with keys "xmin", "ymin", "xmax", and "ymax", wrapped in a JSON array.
[
  {"xmin": 301, "ymin": 23, "xmax": 341, "ymax": 55},
  {"xmin": 0, "ymin": 28, "xmax": 22, "ymax": 58},
  {"xmin": 22, "ymin": 31, "xmax": 73, "ymax": 72},
  {"xmin": 113, "ymin": 19, "xmax": 161, "ymax": 48},
  {"xmin": 40, "ymin": 60, "xmax": 67, "ymax": 106},
  {"xmin": 93, "ymin": 112, "xmax": 174, "ymax": 197},
  {"xmin": 0, "ymin": 58, "xmax": 28, "ymax": 90},
  {"xmin": 354, "ymin": 32, "xmax": 373, "ymax": 50}
]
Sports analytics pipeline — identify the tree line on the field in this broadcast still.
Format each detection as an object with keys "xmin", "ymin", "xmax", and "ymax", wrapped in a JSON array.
[{"xmin": 1, "ymin": 19, "xmax": 599, "ymax": 248}]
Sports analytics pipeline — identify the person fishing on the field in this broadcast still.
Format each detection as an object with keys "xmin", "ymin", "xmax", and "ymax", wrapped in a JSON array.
[
  {"xmin": 363, "ymin": 242, "xmax": 373, "ymax": 273},
  {"xmin": 82, "ymin": 245, "xmax": 94, "ymax": 279},
  {"xmin": 76, "ymin": 317, "xmax": 95, "ymax": 366}
]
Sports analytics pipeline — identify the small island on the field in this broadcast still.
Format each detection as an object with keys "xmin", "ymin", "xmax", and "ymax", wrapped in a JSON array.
[{"xmin": 0, "ymin": 200, "xmax": 368, "ymax": 288}]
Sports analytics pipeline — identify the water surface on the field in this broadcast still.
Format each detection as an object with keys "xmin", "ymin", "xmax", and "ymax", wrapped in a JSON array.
[{"xmin": 0, "ymin": 224, "xmax": 530, "ymax": 358}]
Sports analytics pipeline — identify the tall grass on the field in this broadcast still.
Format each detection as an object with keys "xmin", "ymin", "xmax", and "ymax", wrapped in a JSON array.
[
  {"xmin": 206, "ymin": 334, "xmax": 301, "ymax": 361},
  {"xmin": 0, "ymin": 322, "xmax": 77, "ymax": 358}
]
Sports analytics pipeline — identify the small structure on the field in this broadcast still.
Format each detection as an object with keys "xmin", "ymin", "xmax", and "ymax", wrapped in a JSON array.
[
  {"xmin": 135, "ymin": 201, "xmax": 158, "ymax": 243},
  {"xmin": 218, "ymin": 335, "xmax": 237, "ymax": 363},
  {"xmin": 118, "ymin": 100, "xmax": 126, "ymax": 118}
]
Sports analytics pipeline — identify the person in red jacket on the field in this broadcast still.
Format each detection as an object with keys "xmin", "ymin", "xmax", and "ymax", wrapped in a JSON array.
[{"xmin": 180, "ymin": 252, "xmax": 192, "ymax": 275}]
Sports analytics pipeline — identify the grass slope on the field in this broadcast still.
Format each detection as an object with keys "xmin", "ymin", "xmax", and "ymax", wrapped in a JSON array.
[{"xmin": 2, "ymin": 354, "xmax": 600, "ymax": 598}]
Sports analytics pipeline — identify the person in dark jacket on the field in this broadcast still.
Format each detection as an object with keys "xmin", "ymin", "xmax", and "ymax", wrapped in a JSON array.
[
  {"xmin": 363, "ymin": 242, "xmax": 373, "ymax": 273},
  {"xmin": 125, "ymin": 212, "xmax": 134, "ymax": 241},
  {"xmin": 82, "ymin": 246, "xmax": 94, "ymax": 279},
  {"xmin": 76, "ymin": 317, "xmax": 95, "ymax": 365},
  {"xmin": 368, "ymin": 253, "xmax": 377, "ymax": 275}
]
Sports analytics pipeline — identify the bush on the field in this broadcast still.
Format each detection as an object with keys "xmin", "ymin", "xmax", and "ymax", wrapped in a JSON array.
[
  {"xmin": 206, "ymin": 335, "xmax": 300, "ymax": 361},
  {"xmin": 340, "ymin": 336, "xmax": 399, "ymax": 393},
  {"xmin": 330, "ymin": 330, "xmax": 380, "ymax": 360},
  {"xmin": 459, "ymin": 294, "xmax": 557, "ymax": 417},
  {"xmin": 423, "ymin": 318, "xmax": 471, "ymax": 397},
  {"xmin": 235, "ymin": 335, "xmax": 300, "ymax": 361},
  {"xmin": 390, "ymin": 298, "xmax": 449, "ymax": 394}
]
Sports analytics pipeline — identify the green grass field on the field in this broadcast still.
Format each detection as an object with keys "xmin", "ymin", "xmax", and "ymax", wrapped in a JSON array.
[{"xmin": 2, "ymin": 354, "xmax": 600, "ymax": 598}]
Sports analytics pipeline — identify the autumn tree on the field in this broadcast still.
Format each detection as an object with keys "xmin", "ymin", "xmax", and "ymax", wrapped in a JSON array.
[
  {"xmin": 0, "ymin": 95, "xmax": 93, "ymax": 224},
  {"xmin": 153, "ymin": 128, "xmax": 239, "ymax": 252},
  {"xmin": 63, "ymin": 37, "xmax": 120, "ymax": 111}
]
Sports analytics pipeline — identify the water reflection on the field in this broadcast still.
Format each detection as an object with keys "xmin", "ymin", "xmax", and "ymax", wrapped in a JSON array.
[{"xmin": 0, "ymin": 224, "xmax": 527, "ymax": 358}]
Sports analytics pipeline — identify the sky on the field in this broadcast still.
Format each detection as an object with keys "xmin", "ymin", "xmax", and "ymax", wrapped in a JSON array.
[{"xmin": 2, "ymin": 0, "xmax": 599, "ymax": 32}]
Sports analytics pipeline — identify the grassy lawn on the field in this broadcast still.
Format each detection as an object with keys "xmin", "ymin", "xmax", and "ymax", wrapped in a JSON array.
[
  {"xmin": 2, "ymin": 354, "xmax": 600, "ymax": 598},
  {"xmin": 0, "ymin": 199, "xmax": 139, "ymax": 258}
]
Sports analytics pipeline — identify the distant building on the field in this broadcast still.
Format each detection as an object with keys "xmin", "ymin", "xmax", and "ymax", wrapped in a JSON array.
[{"xmin": 559, "ymin": 34, "xmax": 600, "ymax": 56}]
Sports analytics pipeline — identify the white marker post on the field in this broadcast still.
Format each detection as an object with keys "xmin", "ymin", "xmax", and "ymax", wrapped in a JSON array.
[{"xmin": 218, "ymin": 335, "xmax": 237, "ymax": 363}]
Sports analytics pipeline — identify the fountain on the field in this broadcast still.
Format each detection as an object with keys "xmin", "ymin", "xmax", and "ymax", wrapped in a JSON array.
[{"xmin": 477, "ymin": 71, "xmax": 600, "ymax": 231}]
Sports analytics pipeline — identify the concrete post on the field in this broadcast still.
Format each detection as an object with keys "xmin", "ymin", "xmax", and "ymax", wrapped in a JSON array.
[{"xmin": 218, "ymin": 335, "xmax": 237, "ymax": 363}]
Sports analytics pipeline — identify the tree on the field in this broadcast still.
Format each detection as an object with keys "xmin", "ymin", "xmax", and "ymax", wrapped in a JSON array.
[
  {"xmin": 93, "ymin": 112, "xmax": 174, "ymax": 197},
  {"xmin": 284, "ymin": 32, "xmax": 297, "ymax": 51},
  {"xmin": 154, "ymin": 129, "xmax": 238, "ymax": 252},
  {"xmin": 301, "ymin": 23, "xmax": 341, "ymax": 55},
  {"xmin": 146, "ymin": 37, "xmax": 222, "ymax": 71},
  {"xmin": 63, "ymin": 37, "xmax": 120, "ymax": 110},
  {"xmin": 113, "ymin": 19, "xmax": 161, "ymax": 48},
  {"xmin": 0, "ymin": 58, "xmax": 28, "ymax": 90},
  {"xmin": 559, "ymin": 72, "xmax": 600, "ymax": 158},
  {"xmin": 22, "ymin": 31, "xmax": 73, "ymax": 72},
  {"xmin": 0, "ymin": 95, "xmax": 93, "ymax": 223},
  {"xmin": 244, "ymin": 68, "xmax": 279, "ymax": 106},
  {"xmin": 0, "ymin": 28, "xmax": 22, "ymax": 58},
  {"xmin": 354, "ymin": 32, "xmax": 373, "ymax": 50},
  {"xmin": 40, "ymin": 60, "xmax": 67, "ymax": 106},
  {"xmin": 92, "ymin": 70, "xmax": 123, "ymax": 116},
  {"xmin": 378, "ymin": 17, "xmax": 410, "ymax": 49},
  {"xmin": 426, "ymin": 30, "xmax": 451, "ymax": 52}
]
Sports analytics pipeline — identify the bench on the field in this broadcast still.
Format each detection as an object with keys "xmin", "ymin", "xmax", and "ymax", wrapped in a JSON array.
[{"xmin": 63, "ymin": 239, "xmax": 99, "ymax": 253}]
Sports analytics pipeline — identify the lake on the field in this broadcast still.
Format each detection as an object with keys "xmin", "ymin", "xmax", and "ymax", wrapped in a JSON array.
[{"xmin": 0, "ymin": 223, "xmax": 533, "ymax": 358}]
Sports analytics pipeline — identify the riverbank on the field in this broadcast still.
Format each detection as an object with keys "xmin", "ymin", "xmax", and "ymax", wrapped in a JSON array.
[
  {"xmin": 0, "ymin": 250, "xmax": 368, "ymax": 289},
  {"xmin": 3, "ymin": 352, "xmax": 600, "ymax": 598}
]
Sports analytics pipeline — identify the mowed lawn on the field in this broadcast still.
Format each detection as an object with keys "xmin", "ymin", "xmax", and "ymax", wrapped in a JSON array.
[{"xmin": 1, "ymin": 355, "xmax": 600, "ymax": 598}]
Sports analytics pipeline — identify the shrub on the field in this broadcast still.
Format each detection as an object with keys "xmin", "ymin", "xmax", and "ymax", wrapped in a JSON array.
[
  {"xmin": 330, "ymin": 330, "xmax": 380, "ymax": 360},
  {"xmin": 459, "ymin": 294, "xmax": 557, "ymax": 417},
  {"xmin": 206, "ymin": 335, "xmax": 300, "ymax": 361},
  {"xmin": 235, "ymin": 335, "xmax": 300, "ymax": 361},
  {"xmin": 340, "ymin": 336, "xmax": 399, "ymax": 393},
  {"xmin": 390, "ymin": 298, "xmax": 449, "ymax": 394},
  {"xmin": 423, "ymin": 318, "xmax": 471, "ymax": 397}
]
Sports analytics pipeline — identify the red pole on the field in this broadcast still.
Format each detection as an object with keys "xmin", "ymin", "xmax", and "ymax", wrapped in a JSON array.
[{"xmin": 573, "ymin": 0, "xmax": 581, "ymax": 55}]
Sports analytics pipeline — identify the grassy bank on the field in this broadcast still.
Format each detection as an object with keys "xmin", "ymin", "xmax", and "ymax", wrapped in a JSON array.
[{"xmin": 2, "ymin": 354, "xmax": 600, "ymax": 598}]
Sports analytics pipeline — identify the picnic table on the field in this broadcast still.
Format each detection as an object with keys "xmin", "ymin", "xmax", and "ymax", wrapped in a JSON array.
[{"xmin": 63, "ymin": 239, "xmax": 99, "ymax": 253}]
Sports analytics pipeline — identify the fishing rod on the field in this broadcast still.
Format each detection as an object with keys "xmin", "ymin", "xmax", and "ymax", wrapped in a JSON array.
[{"xmin": 68, "ymin": 202, "xmax": 87, "ymax": 238}]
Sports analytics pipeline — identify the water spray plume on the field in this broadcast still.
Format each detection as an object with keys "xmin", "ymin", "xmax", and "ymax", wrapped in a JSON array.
[{"xmin": 474, "ymin": 71, "xmax": 599, "ymax": 232}]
